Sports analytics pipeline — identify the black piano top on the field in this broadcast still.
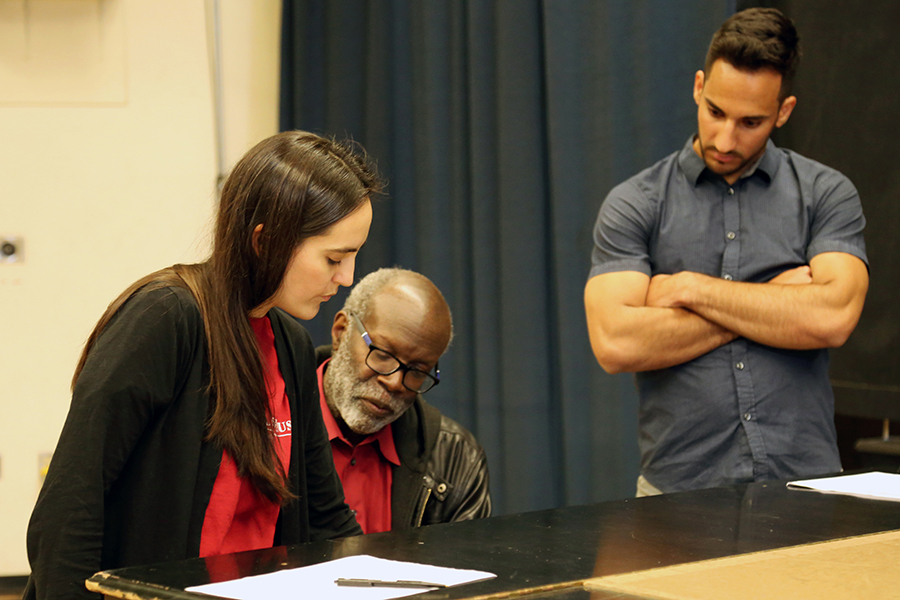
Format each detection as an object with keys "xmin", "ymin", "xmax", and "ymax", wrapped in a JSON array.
[{"xmin": 87, "ymin": 478, "xmax": 900, "ymax": 600}]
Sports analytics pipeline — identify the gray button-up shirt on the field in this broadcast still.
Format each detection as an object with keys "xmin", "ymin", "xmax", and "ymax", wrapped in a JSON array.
[{"xmin": 590, "ymin": 137, "xmax": 867, "ymax": 493}]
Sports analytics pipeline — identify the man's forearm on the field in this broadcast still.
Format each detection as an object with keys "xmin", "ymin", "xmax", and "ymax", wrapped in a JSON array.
[
  {"xmin": 585, "ymin": 273, "xmax": 737, "ymax": 373},
  {"xmin": 647, "ymin": 255, "xmax": 868, "ymax": 350},
  {"xmin": 598, "ymin": 305, "xmax": 737, "ymax": 373},
  {"xmin": 685, "ymin": 278, "xmax": 850, "ymax": 348}
]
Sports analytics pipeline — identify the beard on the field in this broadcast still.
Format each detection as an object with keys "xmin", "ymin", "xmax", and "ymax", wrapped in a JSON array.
[
  {"xmin": 323, "ymin": 341, "xmax": 412, "ymax": 436},
  {"xmin": 696, "ymin": 135, "xmax": 768, "ymax": 181}
]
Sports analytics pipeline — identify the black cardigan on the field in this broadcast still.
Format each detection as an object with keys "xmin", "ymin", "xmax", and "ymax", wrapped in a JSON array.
[{"xmin": 25, "ymin": 286, "xmax": 360, "ymax": 600}]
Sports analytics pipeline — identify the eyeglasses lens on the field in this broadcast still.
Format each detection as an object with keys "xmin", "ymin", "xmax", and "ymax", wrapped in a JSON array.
[{"xmin": 365, "ymin": 348, "xmax": 435, "ymax": 393}]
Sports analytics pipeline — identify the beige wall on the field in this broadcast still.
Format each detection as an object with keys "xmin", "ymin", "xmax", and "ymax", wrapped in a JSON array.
[
  {"xmin": 0, "ymin": 0, "xmax": 280, "ymax": 576},
  {"xmin": 218, "ymin": 0, "xmax": 282, "ymax": 171}
]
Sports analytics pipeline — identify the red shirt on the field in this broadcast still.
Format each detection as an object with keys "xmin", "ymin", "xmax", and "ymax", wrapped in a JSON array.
[
  {"xmin": 317, "ymin": 359, "xmax": 400, "ymax": 534},
  {"xmin": 199, "ymin": 316, "xmax": 292, "ymax": 557}
]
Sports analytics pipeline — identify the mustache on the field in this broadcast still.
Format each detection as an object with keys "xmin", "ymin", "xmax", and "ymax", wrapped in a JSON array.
[
  {"xmin": 706, "ymin": 147, "xmax": 742, "ymax": 159},
  {"xmin": 356, "ymin": 393, "xmax": 394, "ymax": 411}
]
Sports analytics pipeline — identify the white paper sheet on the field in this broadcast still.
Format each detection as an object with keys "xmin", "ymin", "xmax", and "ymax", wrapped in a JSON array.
[
  {"xmin": 786, "ymin": 471, "xmax": 900, "ymax": 502},
  {"xmin": 185, "ymin": 554, "xmax": 496, "ymax": 600}
]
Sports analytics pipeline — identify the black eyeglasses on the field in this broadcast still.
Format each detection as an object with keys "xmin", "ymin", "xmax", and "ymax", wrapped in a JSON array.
[{"xmin": 349, "ymin": 312, "xmax": 440, "ymax": 394}]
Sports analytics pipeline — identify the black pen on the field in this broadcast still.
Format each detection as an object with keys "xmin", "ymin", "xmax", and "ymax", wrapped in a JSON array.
[{"xmin": 334, "ymin": 578, "xmax": 447, "ymax": 589}]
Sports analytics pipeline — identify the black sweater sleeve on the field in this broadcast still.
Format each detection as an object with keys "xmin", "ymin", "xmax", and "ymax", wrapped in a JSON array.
[
  {"xmin": 25, "ymin": 287, "xmax": 202, "ymax": 600},
  {"xmin": 269, "ymin": 311, "xmax": 361, "ymax": 543}
]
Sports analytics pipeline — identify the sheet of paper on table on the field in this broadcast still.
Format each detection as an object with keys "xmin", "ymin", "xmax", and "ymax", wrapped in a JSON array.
[
  {"xmin": 786, "ymin": 471, "xmax": 900, "ymax": 502},
  {"xmin": 185, "ymin": 554, "xmax": 496, "ymax": 600}
]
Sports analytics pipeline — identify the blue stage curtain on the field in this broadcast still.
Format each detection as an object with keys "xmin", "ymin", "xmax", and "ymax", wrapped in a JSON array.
[{"xmin": 280, "ymin": 0, "xmax": 734, "ymax": 514}]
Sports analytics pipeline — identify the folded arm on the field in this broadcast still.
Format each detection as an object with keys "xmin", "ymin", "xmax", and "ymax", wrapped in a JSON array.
[
  {"xmin": 27, "ymin": 287, "xmax": 200, "ymax": 600},
  {"xmin": 646, "ymin": 252, "xmax": 868, "ymax": 350},
  {"xmin": 584, "ymin": 271, "xmax": 738, "ymax": 374}
]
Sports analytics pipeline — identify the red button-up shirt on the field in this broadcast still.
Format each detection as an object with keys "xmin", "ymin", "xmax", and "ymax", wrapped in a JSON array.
[{"xmin": 317, "ymin": 359, "xmax": 400, "ymax": 534}]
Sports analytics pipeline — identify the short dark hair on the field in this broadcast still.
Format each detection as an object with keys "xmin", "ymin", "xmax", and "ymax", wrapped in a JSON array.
[{"xmin": 704, "ymin": 7, "xmax": 800, "ymax": 100}]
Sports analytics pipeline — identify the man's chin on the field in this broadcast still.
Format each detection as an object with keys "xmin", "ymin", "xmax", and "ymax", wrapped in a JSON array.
[
  {"xmin": 358, "ymin": 397, "xmax": 396, "ymax": 420},
  {"xmin": 346, "ymin": 408, "xmax": 395, "ymax": 435},
  {"xmin": 349, "ymin": 426, "xmax": 379, "ymax": 436},
  {"xmin": 349, "ymin": 419, "xmax": 390, "ymax": 436},
  {"xmin": 704, "ymin": 158, "xmax": 743, "ymax": 178}
]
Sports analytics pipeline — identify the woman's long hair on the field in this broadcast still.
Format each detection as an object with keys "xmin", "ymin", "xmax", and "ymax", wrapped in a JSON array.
[{"xmin": 73, "ymin": 131, "xmax": 383, "ymax": 503}]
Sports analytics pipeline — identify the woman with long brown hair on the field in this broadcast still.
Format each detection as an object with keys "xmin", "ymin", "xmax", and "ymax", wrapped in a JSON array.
[{"xmin": 25, "ymin": 131, "xmax": 382, "ymax": 600}]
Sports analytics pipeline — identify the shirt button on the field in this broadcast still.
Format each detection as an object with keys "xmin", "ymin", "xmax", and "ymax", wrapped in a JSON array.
[
  {"xmin": 736, "ymin": 362, "xmax": 744, "ymax": 370},
  {"xmin": 350, "ymin": 458, "xmax": 357, "ymax": 466},
  {"xmin": 723, "ymin": 274, "xmax": 733, "ymax": 281},
  {"xmin": 726, "ymin": 231, "xmax": 736, "ymax": 240},
  {"xmin": 743, "ymin": 413, "xmax": 752, "ymax": 421},
  {"xmin": 728, "ymin": 188, "xmax": 735, "ymax": 195}
]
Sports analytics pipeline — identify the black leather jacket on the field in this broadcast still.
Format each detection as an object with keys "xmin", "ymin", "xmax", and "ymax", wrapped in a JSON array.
[{"xmin": 317, "ymin": 346, "xmax": 492, "ymax": 528}]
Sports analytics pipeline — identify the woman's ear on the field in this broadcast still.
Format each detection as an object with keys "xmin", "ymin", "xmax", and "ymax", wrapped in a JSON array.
[{"xmin": 251, "ymin": 224, "xmax": 264, "ymax": 255}]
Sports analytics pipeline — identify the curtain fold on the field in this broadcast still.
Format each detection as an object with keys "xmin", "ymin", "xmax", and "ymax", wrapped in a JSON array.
[{"xmin": 281, "ymin": 0, "xmax": 732, "ymax": 515}]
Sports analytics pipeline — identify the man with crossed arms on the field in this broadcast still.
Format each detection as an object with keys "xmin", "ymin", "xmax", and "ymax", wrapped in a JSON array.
[{"xmin": 585, "ymin": 8, "xmax": 868, "ymax": 495}]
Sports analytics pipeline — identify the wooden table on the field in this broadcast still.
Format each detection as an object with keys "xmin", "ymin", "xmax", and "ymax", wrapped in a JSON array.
[{"xmin": 87, "ymin": 476, "xmax": 900, "ymax": 600}]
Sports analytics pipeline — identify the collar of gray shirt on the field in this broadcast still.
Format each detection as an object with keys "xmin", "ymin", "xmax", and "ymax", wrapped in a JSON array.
[{"xmin": 678, "ymin": 136, "xmax": 780, "ymax": 185}]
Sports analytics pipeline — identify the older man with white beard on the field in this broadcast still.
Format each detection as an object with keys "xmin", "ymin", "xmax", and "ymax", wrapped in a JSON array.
[{"xmin": 316, "ymin": 268, "xmax": 491, "ymax": 533}]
